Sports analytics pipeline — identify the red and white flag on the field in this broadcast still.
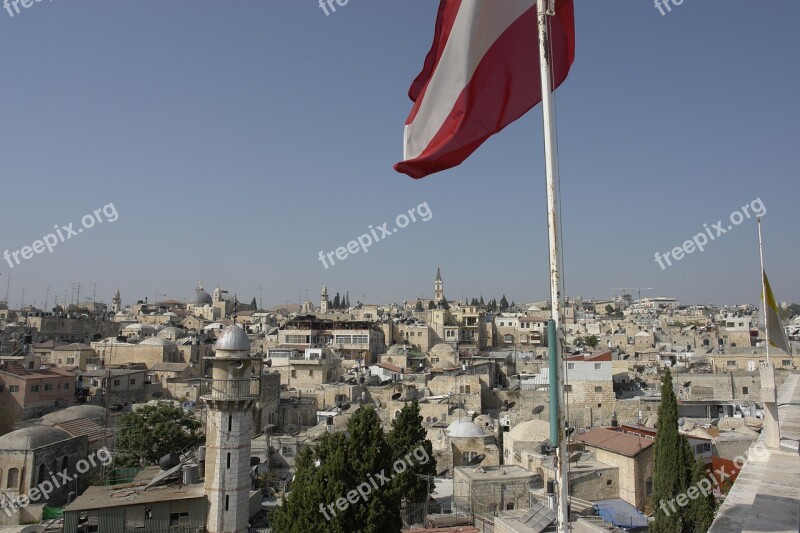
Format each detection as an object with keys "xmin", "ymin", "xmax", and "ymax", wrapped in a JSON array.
[{"xmin": 394, "ymin": 0, "xmax": 575, "ymax": 179}]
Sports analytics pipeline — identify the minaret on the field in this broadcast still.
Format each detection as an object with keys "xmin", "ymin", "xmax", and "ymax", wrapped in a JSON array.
[
  {"xmin": 202, "ymin": 324, "xmax": 261, "ymax": 533},
  {"xmin": 320, "ymin": 285, "xmax": 328, "ymax": 314},
  {"xmin": 434, "ymin": 268, "xmax": 444, "ymax": 304},
  {"xmin": 111, "ymin": 289, "xmax": 121, "ymax": 313}
]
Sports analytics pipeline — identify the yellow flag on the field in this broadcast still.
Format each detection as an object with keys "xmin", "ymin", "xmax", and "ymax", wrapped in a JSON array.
[{"xmin": 763, "ymin": 271, "xmax": 791, "ymax": 354}]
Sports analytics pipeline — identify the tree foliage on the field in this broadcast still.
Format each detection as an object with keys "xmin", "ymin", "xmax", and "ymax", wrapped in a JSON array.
[
  {"xmin": 115, "ymin": 405, "xmax": 203, "ymax": 468},
  {"xmin": 651, "ymin": 368, "xmax": 716, "ymax": 532},
  {"xmin": 387, "ymin": 400, "xmax": 437, "ymax": 504},
  {"xmin": 272, "ymin": 407, "xmax": 409, "ymax": 533}
]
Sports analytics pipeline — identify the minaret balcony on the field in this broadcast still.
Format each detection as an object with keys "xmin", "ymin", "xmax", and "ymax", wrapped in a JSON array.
[{"xmin": 200, "ymin": 377, "xmax": 261, "ymax": 401}]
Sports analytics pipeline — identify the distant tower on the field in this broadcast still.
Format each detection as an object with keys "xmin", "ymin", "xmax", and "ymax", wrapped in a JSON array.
[
  {"xmin": 434, "ymin": 268, "xmax": 444, "ymax": 304},
  {"xmin": 202, "ymin": 325, "xmax": 261, "ymax": 533},
  {"xmin": 111, "ymin": 289, "xmax": 121, "ymax": 313},
  {"xmin": 320, "ymin": 285, "xmax": 329, "ymax": 314}
]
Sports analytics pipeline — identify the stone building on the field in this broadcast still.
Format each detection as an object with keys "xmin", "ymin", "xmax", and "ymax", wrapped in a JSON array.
[
  {"xmin": 0, "ymin": 364, "xmax": 76, "ymax": 436},
  {"xmin": 453, "ymin": 465, "xmax": 539, "ymax": 515},
  {"xmin": 0, "ymin": 427, "xmax": 92, "ymax": 526},
  {"xmin": 574, "ymin": 428, "xmax": 655, "ymax": 510}
]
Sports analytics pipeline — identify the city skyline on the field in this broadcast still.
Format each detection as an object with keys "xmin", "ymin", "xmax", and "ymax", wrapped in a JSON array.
[{"xmin": 1, "ymin": 1, "xmax": 798, "ymax": 312}]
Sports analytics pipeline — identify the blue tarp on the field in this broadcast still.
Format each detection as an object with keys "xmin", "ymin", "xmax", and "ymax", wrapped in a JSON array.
[{"xmin": 593, "ymin": 499, "xmax": 649, "ymax": 529}]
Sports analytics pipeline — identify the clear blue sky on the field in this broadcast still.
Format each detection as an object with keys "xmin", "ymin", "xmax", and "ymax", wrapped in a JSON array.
[{"xmin": 1, "ymin": 1, "xmax": 798, "ymax": 311}]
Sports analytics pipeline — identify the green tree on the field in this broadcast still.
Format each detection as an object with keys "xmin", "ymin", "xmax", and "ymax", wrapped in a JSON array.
[
  {"xmin": 479, "ymin": 296, "xmax": 485, "ymax": 307},
  {"xmin": 250, "ymin": 297, "xmax": 257, "ymax": 309},
  {"xmin": 428, "ymin": 301, "xmax": 436, "ymax": 310},
  {"xmin": 685, "ymin": 453, "xmax": 716, "ymax": 532},
  {"xmin": 499, "ymin": 295, "xmax": 509, "ymax": 311},
  {"xmin": 415, "ymin": 301, "xmax": 424, "ymax": 312},
  {"xmin": 585, "ymin": 335, "xmax": 599, "ymax": 349},
  {"xmin": 387, "ymin": 400, "xmax": 437, "ymax": 505},
  {"xmin": 115, "ymin": 405, "xmax": 203, "ymax": 467},
  {"xmin": 471, "ymin": 298, "xmax": 479, "ymax": 306},
  {"xmin": 651, "ymin": 368, "xmax": 686, "ymax": 532},
  {"xmin": 272, "ymin": 407, "xmax": 402, "ymax": 533},
  {"xmin": 333, "ymin": 293, "xmax": 341, "ymax": 309},
  {"xmin": 604, "ymin": 304, "xmax": 615, "ymax": 316}
]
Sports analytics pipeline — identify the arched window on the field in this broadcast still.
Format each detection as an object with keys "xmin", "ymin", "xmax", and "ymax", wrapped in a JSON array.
[
  {"xmin": 506, "ymin": 502, "xmax": 515, "ymax": 510},
  {"xmin": 62, "ymin": 456, "xmax": 69, "ymax": 472},
  {"xmin": 38, "ymin": 464, "xmax": 46, "ymax": 485},
  {"xmin": 6, "ymin": 468, "xmax": 19, "ymax": 490},
  {"xmin": 504, "ymin": 334, "xmax": 514, "ymax": 343}
]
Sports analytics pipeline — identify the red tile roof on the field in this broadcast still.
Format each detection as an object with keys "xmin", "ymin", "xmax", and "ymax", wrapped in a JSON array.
[{"xmin": 575, "ymin": 428, "xmax": 654, "ymax": 457}]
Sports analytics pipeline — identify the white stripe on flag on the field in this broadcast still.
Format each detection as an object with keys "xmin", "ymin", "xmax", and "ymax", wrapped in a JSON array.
[{"xmin": 404, "ymin": 0, "xmax": 535, "ymax": 161}]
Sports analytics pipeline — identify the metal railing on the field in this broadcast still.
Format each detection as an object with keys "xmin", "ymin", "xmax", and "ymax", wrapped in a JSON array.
[{"xmin": 200, "ymin": 378, "xmax": 261, "ymax": 400}]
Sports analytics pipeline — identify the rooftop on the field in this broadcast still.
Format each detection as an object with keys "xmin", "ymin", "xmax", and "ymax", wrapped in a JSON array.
[
  {"xmin": 709, "ymin": 372, "xmax": 800, "ymax": 533},
  {"xmin": 575, "ymin": 428, "xmax": 654, "ymax": 457}
]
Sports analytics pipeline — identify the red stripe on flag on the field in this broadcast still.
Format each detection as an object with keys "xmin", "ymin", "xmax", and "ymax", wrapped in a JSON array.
[{"xmin": 395, "ymin": 1, "xmax": 575, "ymax": 180}]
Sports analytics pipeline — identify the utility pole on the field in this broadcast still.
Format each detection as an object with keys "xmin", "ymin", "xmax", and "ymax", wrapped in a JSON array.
[{"xmin": 44, "ymin": 287, "xmax": 50, "ymax": 311}]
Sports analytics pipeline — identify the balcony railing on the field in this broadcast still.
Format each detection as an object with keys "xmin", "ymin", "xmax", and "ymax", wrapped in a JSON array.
[{"xmin": 200, "ymin": 378, "xmax": 261, "ymax": 401}]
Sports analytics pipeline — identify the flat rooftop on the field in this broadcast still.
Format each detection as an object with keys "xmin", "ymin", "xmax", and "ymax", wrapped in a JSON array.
[
  {"xmin": 709, "ymin": 372, "xmax": 800, "ymax": 533},
  {"xmin": 64, "ymin": 467, "xmax": 206, "ymax": 512}
]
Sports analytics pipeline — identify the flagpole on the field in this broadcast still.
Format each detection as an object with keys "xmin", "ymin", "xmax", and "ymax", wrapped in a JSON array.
[
  {"xmin": 536, "ymin": 0, "xmax": 569, "ymax": 530},
  {"xmin": 757, "ymin": 217, "xmax": 770, "ymax": 363}
]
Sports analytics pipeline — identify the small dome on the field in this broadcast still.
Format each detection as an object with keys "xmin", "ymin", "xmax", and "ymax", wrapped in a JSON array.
[
  {"xmin": 508, "ymin": 419, "xmax": 550, "ymax": 442},
  {"xmin": 446, "ymin": 420, "xmax": 486, "ymax": 438},
  {"xmin": 157, "ymin": 327, "xmax": 185, "ymax": 340},
  {"xmin": 40, "ymin": 405, "xmax": 106, "ymax": 425},
  {"xmin": 0, "ymin": 427, "xmax": 72, "ymax": 450},
  {"xmin": 214, "ymin": 324, "xmax": 250, "ymax": 352},
  {"xmin": 430, "ymin": 343, "xmax": 456, "ymax": 355}
]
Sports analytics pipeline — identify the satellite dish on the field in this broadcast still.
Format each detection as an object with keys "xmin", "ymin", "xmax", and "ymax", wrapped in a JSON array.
[
  {"xmin": 683, "ymin": 381, "xmax": 692, "ymax": 388},
  {"xmin": 266, "ymin": 359, "xmax": 272, "ymax": 368},
  {"xmin": 678, "ymin": 417, "xmax": 686, "ymax": 427},
  {"xmin": 391, "ymin": 392, "xmax": 402, "ymax": 401},
  {"xmin": 465, "ymin": 454, "xmax": 486, "ymax": 467},
  {"xmin": 569, "ymin": 452, "xmax": 583, "ymax": 463},
  {"xmin": 532, "ymin": 406, "xmax": 545, "ymax": 415}
]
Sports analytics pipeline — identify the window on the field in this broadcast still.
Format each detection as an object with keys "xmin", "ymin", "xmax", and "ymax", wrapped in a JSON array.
[
  {"xmin": 727, "ymin": 361, "xmax": 737, "ymax": 367},
  {"xmin": 67, "ymin": 357, "xmax": 75, "ymax": 364},
  {"xmin": 130, "ymin": 379, "xmax": 136, "ymax": 385},
  {"xmin": 38, "ymin": 464, "xmax": 46, "ymax": 484},
  {"xmin": 6, "ymin": 467, "xmax": 19, "ymax": 489},
  {"xmin": 695, "ymin": 442, "xmax": 711, "ymax": 454},
  {"xmin": 291, "ymin": 370, "xmax": 297, "ymax": 378},
  {"xmin": 594, "ymin": 363, "xmax": 602, "ymax": 370},
  {"xmin": 567, "ymin": 363, "xmax": 575, "ymax": 370},
  {"xmin": 431, "ymin": 357, "xmax": 440, "ymax": 364},
  {"xmin": 0, "ymin": 385, "xmax": 4, "ymax": 392},
  {"xmin": 309, "ymin": 370, "xmax": 314, "ymax": 377},
  {"xmin": 504, "ymin": 334, "xmax": 514, "ymax": 343},
  {"xmin": 462, "ymin": 451, "xmax": 478, "ymax": 463},
  {"xmin": 31, "ymin": 385, "xmax": 40, "ymax": 392},
  {"xmin": 459, "ymin": 385, "xmax": 471, "ymax": 394},
  {"xmin": 742, "ymin": 387, "xmax": 749, "ymax": 395},
  {"xmin": 169, "ymin": 512, "xmax": 189, "ymax": 527},
  {"xmin": 64, "ymin": 383, "xmax": 69, "ymax": 390},
  {"xmin": 646, "ymin": 477, "xmax": 653, "ymax": 495},
  {"xmin": 783, "ymin": 360, "xmax": 792, "ymax": 367},
  {"xmin": 45, "ymin": 383, "xmax": 54, "ymax": 391},
  {"xmin": 62, "ymin": 456, "xmax": 69, "ymax": 471},
  {"xmin": 606, "ymin": 479, "xmax": 613, "ymax": 486},
  {"xmin": 226, "ymin": 453, "xmax": 231, "ymax": 469},
  {"xmin": 113, "ymin": 379, "xmax": 121, "ymax": 386},
  {"xmin": 565, "ymin": 385, "xmax": 572, "ymax": 393},
  {"xmin": 282, "ymin": 446, "xmax": 295, "ymax": 457},
  {"xmin": 594, "ymin": 386, "xmax": 603, "ymax": 393},
  {"xmin": 225, "ymin": 495, "xmax": 230, "ymax": 511}
]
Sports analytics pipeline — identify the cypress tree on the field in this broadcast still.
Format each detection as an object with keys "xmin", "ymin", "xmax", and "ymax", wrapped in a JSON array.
[
  {"xmin": 651, "ymin": 368, "xmax": 683, "ymax": 532},
  {"xmin": 387, "ymin": 400, "xmax": 437, "ymax": 504}
]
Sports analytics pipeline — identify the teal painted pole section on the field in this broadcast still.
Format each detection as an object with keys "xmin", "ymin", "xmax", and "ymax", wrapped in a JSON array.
[{"xmin": 548, "ymin": 319, "xmax": 559, "ymax": 447}]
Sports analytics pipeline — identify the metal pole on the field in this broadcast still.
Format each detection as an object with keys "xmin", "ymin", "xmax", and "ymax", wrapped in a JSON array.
[
  {"xmin": 537, "ymin": 0, "xmax": 569, "ymax": 529},
  {"xmin": 757, "ymin": 217, "xmax": 769, "ymax": 363}
]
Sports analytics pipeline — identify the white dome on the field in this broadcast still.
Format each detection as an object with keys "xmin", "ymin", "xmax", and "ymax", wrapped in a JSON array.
[
  {"xmin": 446, "ymin": 420, "xmax": 486, "ymax": 438},
  {"xmin": 214, "ymin": 324, "xmax": 250, "ymax": 352},
  {"xmin": 430, "ymin": 343, "xmax": 456, "ymax": 355}
]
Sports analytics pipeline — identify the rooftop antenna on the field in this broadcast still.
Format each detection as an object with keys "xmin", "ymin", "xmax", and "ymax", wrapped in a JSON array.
[{"xmin": 44, "ymin": 287, "xmax": 50, "ymax": 311}]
